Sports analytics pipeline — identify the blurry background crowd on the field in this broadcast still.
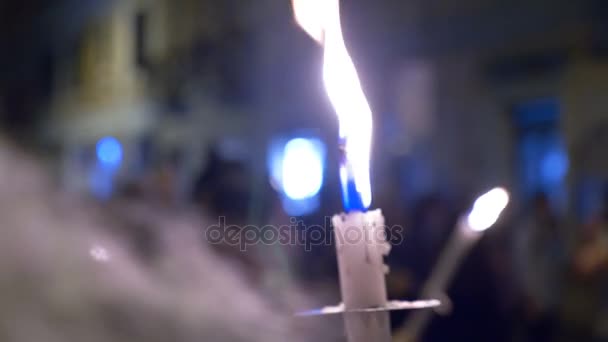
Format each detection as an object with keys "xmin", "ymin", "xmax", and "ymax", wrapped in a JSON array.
[{"xmin": 2, "ymin": 0, "xmax": 608, "ymax": 341}]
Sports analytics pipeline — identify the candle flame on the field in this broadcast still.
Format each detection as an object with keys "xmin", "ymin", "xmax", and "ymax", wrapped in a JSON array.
[
  {"xmin": 292, "ymin": 0, "xmax": 372, "ymax": 208},
  {"xmin": 292, "ymin": 0, "xmax": 325, "ymax": 44},
  {"xmin": 467, "ymin": 187, "xmax": 509, "ymax": 232}
]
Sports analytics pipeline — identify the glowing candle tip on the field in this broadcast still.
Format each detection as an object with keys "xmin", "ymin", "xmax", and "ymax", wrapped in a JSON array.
[{"xmin": 467, "ymin": 187, "xmax": 509, "ymax": 232}]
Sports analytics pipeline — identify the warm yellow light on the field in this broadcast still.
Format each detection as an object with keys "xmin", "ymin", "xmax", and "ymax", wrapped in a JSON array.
[{"xmin": 292, "ymin": 0, "xmax": 373, "ymax": 208}]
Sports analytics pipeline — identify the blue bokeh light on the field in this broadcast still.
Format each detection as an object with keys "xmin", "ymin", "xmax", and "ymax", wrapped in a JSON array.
[
  {"xmin": 96, "ymin": 137, "xmax": 123, "ymax": 167},
  {"xmin": 541, "ymin": 147, "xmax": 569, "ymax": 183},
  {"xmin": 282, "ymin": 138, "xmax": 324, "ymax": 200}
]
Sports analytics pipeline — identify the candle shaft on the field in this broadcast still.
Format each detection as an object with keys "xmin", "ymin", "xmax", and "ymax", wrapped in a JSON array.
[
  {"xmin": 333, "ymin": 209, "xmax": 391, "ymax": 342},
  {"xmin": 344, "ymin": 311, "xmax": 391, "ymax": 342}
]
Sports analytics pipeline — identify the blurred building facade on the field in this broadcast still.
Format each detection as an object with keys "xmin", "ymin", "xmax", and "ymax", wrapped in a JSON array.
[
  {"xmin": 378, "ymin": 0, "xmax": 608, "ymax": 218},
  {"xmin": 35, "ymin": 0, "xmax": 608, "ymax": 217},
  {"xmin": 47, "ymin": 0, "xmax": 256, "ymax": 198}
]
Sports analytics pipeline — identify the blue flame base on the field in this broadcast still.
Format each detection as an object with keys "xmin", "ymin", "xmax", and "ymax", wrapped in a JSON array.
[{"xmin": 341, "ymin": 177, "xmax": 366, "ymax": 212}]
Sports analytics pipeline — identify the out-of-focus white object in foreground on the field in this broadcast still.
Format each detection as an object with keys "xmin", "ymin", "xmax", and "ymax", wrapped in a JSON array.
[
  {"xmin": 89, "ymin": 245, "xmax": 111, "ymax": 262},
  {"xmin": 0, "ymin": 137, "xmax": 319, "ymax": 342},
  {"xmin": 467, "ymin": 187, "xmax": 509, "ymax": 231}
]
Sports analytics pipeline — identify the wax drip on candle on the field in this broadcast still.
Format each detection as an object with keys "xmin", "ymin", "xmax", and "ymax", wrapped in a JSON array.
[{"xmin": 339, "ymin": 138, "xmax": 366, "ymax": 212}]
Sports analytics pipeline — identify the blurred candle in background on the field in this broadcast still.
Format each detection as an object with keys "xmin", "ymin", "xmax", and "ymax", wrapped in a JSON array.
[{"xmin": 395, "ymin": 187, "xmax": 510, "ymax": 342}]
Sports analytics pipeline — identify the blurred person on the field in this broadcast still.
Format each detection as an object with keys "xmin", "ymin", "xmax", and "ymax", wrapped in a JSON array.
[
  {"xmin": 514, "ymin": 192, "xmax": 567, "ymax": 341},
  {"xmin": 406, "ymin": 194, "xmax": 456, "ymax": 289},
  {"xmin": 155, "ymin": 151, "xmax": 183, "ymax": 205},
  {"xmin": 193, "ymin": 147, "xmax": 251, "ymax": 220},
  {"xmin": 0, "ymin": 138, "xmax": 331, "ymax": 342},
  {"xmin": 560, "ymin": 191, "xmax": 608, "ymax": 341},
  {"xmin": 191, "ymin": 146, "xmax": 266, "ymax": 280}
]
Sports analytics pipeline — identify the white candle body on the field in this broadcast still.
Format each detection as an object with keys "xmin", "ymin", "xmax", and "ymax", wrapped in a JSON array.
[
  {"xmin": 332, "ymin": 209, "xmax": 390, "ymax": 309},
  {"xmin": 332, "ymin": 209, "xmax": 391, "ymax": 342}
]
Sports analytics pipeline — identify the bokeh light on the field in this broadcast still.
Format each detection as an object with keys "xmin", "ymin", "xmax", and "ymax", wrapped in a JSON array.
[
  {"xmin": 89, "ymin": 245, "xmax": 110, "ymax": 262},
  {"xmin": 467, "ymin": 187, "xmax": 510, "ymax": 231},
  {"xmin": 96, "ymin": 136, "xmax": 123, "ymax": 167},
  {"xmin": 282, "ymin": 138, "xmax": 324, "ymax": 200}
]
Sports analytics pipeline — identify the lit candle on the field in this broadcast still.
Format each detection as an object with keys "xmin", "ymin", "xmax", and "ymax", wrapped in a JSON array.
[
  {"xmin": 395, "ymin": 187, "xmax": 510, "ymax": 341},
  {"xmin": 292, "ymin": 0, "xmax": 390, "ymax": 340}
]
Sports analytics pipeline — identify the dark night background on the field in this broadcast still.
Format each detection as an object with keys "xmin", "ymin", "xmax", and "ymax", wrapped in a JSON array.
[{"xmin": 1, "ymin": 0, "xmax": 608, "ymax": 341}]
